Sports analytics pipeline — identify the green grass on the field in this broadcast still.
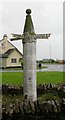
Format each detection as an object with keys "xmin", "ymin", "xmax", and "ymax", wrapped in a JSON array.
[
  {"xmin": 2, "ymin": 72, "xmax": 24, "ymax": 86},
  {"xmin": 37, "ymin": 72, "xmax": 64, "ymax": 84},
  {"xmin": 0, "ymin": 71, "xmax": 65, "ymax": 86},
  {"xmin": 0, "ymin": 72, "xmax": 2, "ymax": 84}
]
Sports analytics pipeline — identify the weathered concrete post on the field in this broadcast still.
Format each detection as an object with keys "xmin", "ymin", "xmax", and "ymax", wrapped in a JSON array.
[
  {"xmin": 22, "ymin": 9, "xmax": 37, "ymax": 101},
  {"xmin": 10, "ymin": 9, "xmax": 51, "ymax": 102}
]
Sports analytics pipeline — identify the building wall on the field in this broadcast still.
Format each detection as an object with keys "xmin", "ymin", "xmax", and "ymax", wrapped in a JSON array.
[
  {"xmin": 2, "ymin": 58, "xmax": 7, "ymax": 68},
  {"xmin": 0, "ymin": 58, "xmax": 7, "ymax": 68},
  {"xmin": 0, "ymin": 58, "xmax": 2, "ymax": 67},
  {"xmin": 0, "ymin": 35, "xmax": 23, "ymax": 68},
  {"xmin": 6, "ymin": 49, "xmax": 22, "ymax": 67}
]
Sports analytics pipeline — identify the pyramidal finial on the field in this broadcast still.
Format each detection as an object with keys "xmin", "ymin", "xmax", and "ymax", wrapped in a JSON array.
[{"xmin": 23, "ymin": 9, "xmax": 34, "ymax": 33}]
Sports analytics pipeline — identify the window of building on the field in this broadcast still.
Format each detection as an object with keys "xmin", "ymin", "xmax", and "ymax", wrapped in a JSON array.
[
  {"xmin": 11, "ymin": 58, "xmax": 17, "ymax": 63},
  {"xmin": 1, "ymin": 43, "xmax": 4, "ymax": 46}
]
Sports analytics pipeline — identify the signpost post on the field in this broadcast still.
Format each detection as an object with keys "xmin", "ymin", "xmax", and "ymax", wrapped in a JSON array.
[{"xmin": 11, "ymin": 9, "xmax": 51, "ymax": 101}]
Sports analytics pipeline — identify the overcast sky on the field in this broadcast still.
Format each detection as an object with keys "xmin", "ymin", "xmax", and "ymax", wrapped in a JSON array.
[{"xmin": 0, "ymin": 1, "xmax": 63, "ymax": 60}]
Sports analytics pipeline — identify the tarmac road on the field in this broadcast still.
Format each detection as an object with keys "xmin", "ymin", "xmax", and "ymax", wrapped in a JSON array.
[{"xmin": 0, "ymin": 64, "xmax": 65, "ymax": 72}]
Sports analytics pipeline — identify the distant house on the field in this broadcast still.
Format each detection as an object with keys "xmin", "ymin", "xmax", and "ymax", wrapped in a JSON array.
[
  {"xmin": 58, "ymin": 60, "xmax": 64, "ymax": 64},
  {"xmin": 0, "ymin": 34, "xmax": 23, "ymax": 68}
]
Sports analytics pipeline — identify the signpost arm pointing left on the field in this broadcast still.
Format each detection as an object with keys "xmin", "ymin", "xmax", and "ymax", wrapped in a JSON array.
[{"xmin": 10, "ymin": 33, "xmax": 24, "ymax": 41}]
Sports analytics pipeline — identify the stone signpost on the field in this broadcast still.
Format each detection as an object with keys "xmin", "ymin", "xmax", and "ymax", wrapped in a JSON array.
[{"xmin": 11, "ymin": 9, "xmax": 51, "ymax": 102}]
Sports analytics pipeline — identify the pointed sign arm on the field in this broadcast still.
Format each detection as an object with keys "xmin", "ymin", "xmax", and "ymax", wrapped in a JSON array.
[
  {"xmin": 35, "ymin": 33, "xmax": 51, "ymax": 39},
  {"xmin": 10, "ymin": 33, "xmax": 24, "ymax": 41}
]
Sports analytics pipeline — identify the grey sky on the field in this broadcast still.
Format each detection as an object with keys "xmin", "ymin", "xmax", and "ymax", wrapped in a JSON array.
[{"xmin": 0, "ymin": 1, "xmax": 63, "ymax": 60}]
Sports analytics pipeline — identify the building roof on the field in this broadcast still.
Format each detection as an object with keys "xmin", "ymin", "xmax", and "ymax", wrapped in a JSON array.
[
  {"xmin": 4, "ymin": 49, "xmax": 14, "ymax": 56},
  {"xmin": 0, "ymin": 34, "xmax": 7, "ymax": 42},
  {"xmin": 0, "ymin": 54, "xmax": 8, "ymax": 58},
  {"xmin": 0, "ymin": 48, "xmax": 23, "ymax": 58}
]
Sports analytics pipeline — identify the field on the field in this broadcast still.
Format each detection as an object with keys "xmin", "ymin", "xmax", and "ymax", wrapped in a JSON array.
[
  {"xmin": 2, "ymin": 71, "xmax": 65, "ymax": 120},
  {"xmin": 0, "ymin": 71, "xmax": 65, "ymax": 86}
]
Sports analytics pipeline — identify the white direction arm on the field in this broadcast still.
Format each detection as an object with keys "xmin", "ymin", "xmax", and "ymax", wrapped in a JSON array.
[
  {"xmin": 12, "ymin": 33, "xmax": 22, "ymax": 38},
  {"xmin": 10, "ymin": 33, "xmax": 51, "ymax": 41},
  {"xmin": 10, "ymin": 33, "xmax": 24, "ymax": 41},
  {"xmin": 36, "ymin": 34, "xmax": 51, "ymax": 39}
]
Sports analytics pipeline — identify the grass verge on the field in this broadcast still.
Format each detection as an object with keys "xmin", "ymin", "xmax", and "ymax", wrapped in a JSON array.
[{"xmin": 0, "ymin": 71, "xmax": 65, "ymax": 86}]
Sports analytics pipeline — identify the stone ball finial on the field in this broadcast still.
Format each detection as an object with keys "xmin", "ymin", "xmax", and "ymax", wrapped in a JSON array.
[{"xmin": 26, "ymin": 9, "xmax": 31, "ymax": 15}]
